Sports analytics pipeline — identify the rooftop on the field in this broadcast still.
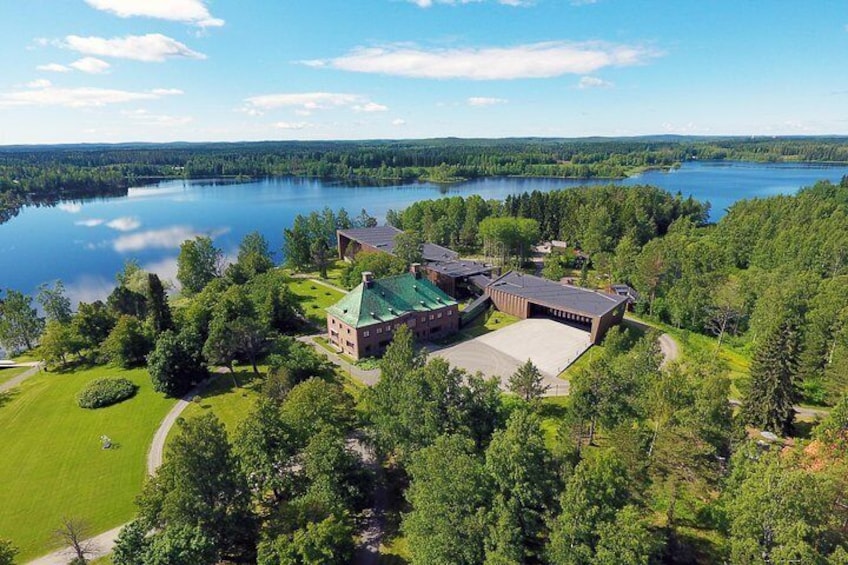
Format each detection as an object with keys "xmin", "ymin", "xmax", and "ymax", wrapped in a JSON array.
[
  {"xmin": 326, "ymin": 272, "xmax": 458, "ymax": 328},
  {"xmin": 338, "ymin": 226, "xmax": 459, "ymax": 263},
  {"xmin": 424, "ymin": 259, "xmax": 494, "ymax": 278},
  {"xmin": 487, "ymin": 271, "xmax": 627, "ymax": 318}
]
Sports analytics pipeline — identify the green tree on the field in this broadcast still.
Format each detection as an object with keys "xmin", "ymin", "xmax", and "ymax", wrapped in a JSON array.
[
  {"xmin": 484, "ymin": 409, "xmax": 556, "ymax": 563},
  {"xmin": 113, "ymin": 520, "xmax": 149, "ymax": 565},
  {"xmin": 593, "ymin": 506, "xmax": 657, "ymax": 565},
  {"xmin": 39, "ymin": 320, "xmax": 83, "ymax": 366},
  {"xmin": 235, "ymin": 398, "xmax": 296, "ymax": 504},
  {"xmin": 107, "ymin": 284, "xmax": 147, "ymax": 318},
  {"xmin": 37, "ymin": 280, "xmax": 72, "ymax": 324},
  {"xmin": 101, "ymin": 315, "xmax": 152, "ymax": 368},
  {"xmin": 280, "ymin": 378, "xmax": 354, "ymax": 442},
  {"xmin": 0, "ymin": 288, "xmax": 44, "ymax": 351},
  {"xmin": 148, "ymin": 329, "xmax": 207, "ymax": 397},
  {"xmin": 547, "ymin": 451, "xmax": 632, "ymax": 565},
  {"xmin": 310, "ymin": 238, "xmax": 331, "ymax": 279},
  {"xmin": 137, "ymin": 413, "xmax": 256, "ymax": 562},
  {"xmin": 227, "ymin": 231, "xmax": 275, "ymax": 284},
  {"xmin": 0, "ymin": 538, "xmax": 17, "ymax": 565},
  {"xmin": 508, "ymin": 359, "xmax": 548, "ymax": 402},
  {"xmin": 71, "ymin": 300, "xmax": 116, "ymax": 354},
  {"xmin": 393, "ymin": 230, "xmax": 424, "ymax": 265},
  {"xmin": 283, "ymin": 215, "xmax": 313, "ymax": 271},
  {"xmin": 143, "ymin": 524, "xmax": 217, "ymax": 565},
  {"xmin": 177, "ymin": 236, "xmax": 222, "ymax": 295},
  {"xmin": 145, "ymin": 273, "xmax": 173, "ymax": 335},
  {"xmin": 403, "ymin": 435, "xmax": 490, "ymax": 565},
  {"xmin": 743, "ymin": 315, "xmax": 800, "ymax": 435},
  {"xmin": 340, "ymin": 251, "xmax": 407, "ymax": 289},
  {"xmin": 355, "ymin": 208, "xmax": 378, "ymax": 228}
]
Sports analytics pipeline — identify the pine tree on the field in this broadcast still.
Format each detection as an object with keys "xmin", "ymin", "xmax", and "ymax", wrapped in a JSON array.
[
  {"xmin": 742, "ymin": 316, "xmax": 799, "ymax": 435},
  {"xmin": 508, "ymin": 359, "xmax": 548, "ymax": 402}
]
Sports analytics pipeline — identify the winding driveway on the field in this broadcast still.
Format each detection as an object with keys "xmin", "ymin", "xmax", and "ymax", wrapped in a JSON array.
[{"xmin": 27, "ymin": 376, "xmax": 217, "ymax": 565}]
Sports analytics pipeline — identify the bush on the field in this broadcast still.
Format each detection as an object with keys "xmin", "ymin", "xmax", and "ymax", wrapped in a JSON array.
[{"xmin": 77, "ymin": 378, "xmax": 138, "ymax": 409}]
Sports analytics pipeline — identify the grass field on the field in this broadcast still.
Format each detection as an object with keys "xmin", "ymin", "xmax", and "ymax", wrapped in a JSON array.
[
  {"xmin": 294, "ymin": 260, "xmax": 348, "ymax": 289},
  {"xmin": 167, "ymin": 368, "xmax": 263, "ymax": 445},
  {"xmin": 0, "ymin": 365, "xmax": 175, "ymax": 560},
  {"xmin": 286, "ymin": 277, "xmax": 346, "ymax": 326}
]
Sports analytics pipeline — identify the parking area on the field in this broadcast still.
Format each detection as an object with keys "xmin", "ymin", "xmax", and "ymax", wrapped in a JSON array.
[{"xmin": 431, "ymin": 318, "xmax": 592, "ymax": 395}]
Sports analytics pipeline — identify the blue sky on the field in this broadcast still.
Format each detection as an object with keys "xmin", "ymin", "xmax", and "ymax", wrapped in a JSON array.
[{"xmin": 0, "ymin": 0, "xmax": 847, "ymax": 144}]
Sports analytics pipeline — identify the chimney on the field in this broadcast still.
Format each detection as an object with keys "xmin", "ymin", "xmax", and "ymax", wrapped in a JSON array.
[
  {"xmin": 362, "ymin": 271, "xmax": 374, "ymax": 287},
  {"xmin": 410, "ymin": 263, "xmax": 421, "ymax": 279}
]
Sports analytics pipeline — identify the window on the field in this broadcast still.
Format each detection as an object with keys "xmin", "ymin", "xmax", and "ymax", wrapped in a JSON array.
[
  {"xmin": 386, "ymin": 324, "xmax": 391, "ymax": 332},
  {"xmin": 421, "ymin": 316, "xmax": 426, "ymax": 322},
  {"xmin": 429, "ymin": 314, "xmax": 435, "ymax": 320},
  {"xmin": 447, "ymin": 310, "xmax": 453, "ymax": 316},
  {"xmin": 331, "ymin": 319, "xmax": 335, "ymax": 325},
  {"xmin": 363, "ymin": 330, "xmax": 370, "ymax": 337},
  {"xmin": 376, "ymin": 327, "xmax": 382, "ymax": 334},
  {"xmin": 437, "ymin": 312, "xmax": 443, "ymax": 319}
]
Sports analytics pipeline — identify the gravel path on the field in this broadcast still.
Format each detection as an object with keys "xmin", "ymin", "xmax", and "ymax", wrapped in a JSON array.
[
  {"xmin": 0, "ymin": 362, "xmax": 43, "ymax": 394},
  {"xmin": 27, "ymin": 376, "xmax": 217, "ymax": 565},
  {"xmin": 658, "ymin": 333, "xmax": 680, "ymax": 366},
  {"xmin": 350, "ymin": 435, "xmax": 386, "ymax": 565}
]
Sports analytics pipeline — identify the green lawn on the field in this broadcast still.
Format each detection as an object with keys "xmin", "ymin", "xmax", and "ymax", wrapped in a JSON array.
[
  {"xmin": 0, "ymin": 365, "xmax": 30, "ymax": 386},
  {"xmin": 168, "ymin": 369, "xmax": 263, "ymax": 444},
  {"xmin": 292, "ymin": 260, "xmax": 348, "ymax": 289},
  {"xmin": 286, "ymin": 277, "xmax": 346, "ymax": 326},
  {"xmin": 434, "ymin": 308, "xmax": 520, "ymax": 345},
  {"xmin": 0, "ymin": 365, "xmax": 175, "ymax": 560}
]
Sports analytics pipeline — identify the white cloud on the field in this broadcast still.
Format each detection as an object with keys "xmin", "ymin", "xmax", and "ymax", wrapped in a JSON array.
[
  {"xmin": 106, "ymin": 216, "xmax": 142, "ymax": 231},
  {"xmin": 392, "ymin": 118, "xmax": 407, "ymax": 126},
  {"xmin": 36, "ymin": 63, "xmax": 71, "ymax": 73},
  {"xmin": 65, "ymin": 274, "xmax": 115, "ymax": 306},
  {"xmin": 244, "ymin": 92, "xmax": 388, "ymax": 114},
  {"xmin": 468, "ymin": 96, "xmax": 507, "ymax": 106},
  {"xmin": 409, "ymin": 0, "xmax": 531, "ymax": 7},
  {"xmin": 304, "ymin": 41, "xmax": 660, "ymax": 80},
  {"xmin": 75, "ymin": 218, "xmax": 105, "ymax": 227},
  {"xmin": 274, "ymin": 121, "xmax": 312, "ymax": 130},
  {"xmin": 57, "ymin": 203, "xmax": 82, "ymax": 214},
  {"xmin": 112, "ymin": 226, "xmax": 202, "ymax": 252},
  {"xmin": 353, "ymin": 102, "xmax": 388, "ymax": 113},
  {"xmin": 578, "ymin": 75, "xmax": 613, "ymax": 89},
  {"xmin": 70, "ymin": 57, "xmax": 111, "ymax": 74},
  {"xmin": 142, "ymin": 257, "xmax": 180, "ymax": 288},
  {"xmin": 0, "ymin": 84, "xmax": 178, "ymax": 109},
  {"xmin": 84, "ymin": 0, "xmax": 224, "ymax": 27},
  {"xmin": 123, "ymin": 109, "xmax": 193, "ymax": 127},
  {"xmin": 25, "ymin": 79, "xmax": 52, "ymax": 88},
  {"xmin": 63, "ymin": 34, "xmax": 205, "ymax": 62},
  {"xmin": 151, "ymin": 88, "xmax": 184, "ymax": 96}
]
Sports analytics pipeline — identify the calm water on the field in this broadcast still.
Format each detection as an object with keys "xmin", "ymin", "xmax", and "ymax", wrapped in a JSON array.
[{"xmin": 1, "ymin": 160, "xmax": 847, "ymax": 303}]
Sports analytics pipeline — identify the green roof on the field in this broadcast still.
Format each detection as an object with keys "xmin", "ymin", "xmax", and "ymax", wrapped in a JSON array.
[{"xmin": 326, "ymin": 273, "xmax": 458, "ymax": 328}]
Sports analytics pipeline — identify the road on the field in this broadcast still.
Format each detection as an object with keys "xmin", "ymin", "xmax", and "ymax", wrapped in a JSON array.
[{"xmin": 0, "ymin": 362, "xmax": 43, "ymax": 394}]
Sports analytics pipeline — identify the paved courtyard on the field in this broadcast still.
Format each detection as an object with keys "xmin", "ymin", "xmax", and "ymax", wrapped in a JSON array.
[{"xmin": 432, "ymin": 318, "xmax": 592, "ymax": 395}]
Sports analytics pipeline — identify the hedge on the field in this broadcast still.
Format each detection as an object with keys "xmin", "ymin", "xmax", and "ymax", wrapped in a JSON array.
[{"xmin": 77, "ymin": 378, "xmax": 138, "ymax": 409}]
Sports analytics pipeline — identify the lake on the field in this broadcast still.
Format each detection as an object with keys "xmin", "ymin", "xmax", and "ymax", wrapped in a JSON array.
[{"xmin": 1, "ymin": 160, "xmax": 847, "ymax": 304}]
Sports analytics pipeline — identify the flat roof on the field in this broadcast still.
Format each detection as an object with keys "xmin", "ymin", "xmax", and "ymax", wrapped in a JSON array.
[
  {"xmin": 338, "ymin": 226, "xmax": 458, "ymax": 263},
  {"xmin": 424, "ymin": 260, "xmax": 493, "ymax": 278},
  {"xmin": 487, "ymin": 271, "xmax": 627, "ymax": 318}
]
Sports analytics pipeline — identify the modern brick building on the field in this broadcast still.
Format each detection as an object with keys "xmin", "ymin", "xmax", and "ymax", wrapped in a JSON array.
[
  {"xmin": 486, "ymin": 271, "xmax": 627, "ymax": 345},
  {"xmin": 336, "ymin": 225, "xmax": 496, "ymax": 298},
  {"xmin": 325, "ymin": 269, "xmax": 460, "ymax": 359}
]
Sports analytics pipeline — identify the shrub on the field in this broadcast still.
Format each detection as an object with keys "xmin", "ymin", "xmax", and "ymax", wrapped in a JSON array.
[{"xmin": 77, "ymin": 378, "xmax": 138, "ymax": 409}]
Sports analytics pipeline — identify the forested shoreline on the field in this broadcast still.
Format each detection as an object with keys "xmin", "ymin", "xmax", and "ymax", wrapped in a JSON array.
[{"xmin": 2, "ymin": 136, "xmax": 848, "ymax": 224}]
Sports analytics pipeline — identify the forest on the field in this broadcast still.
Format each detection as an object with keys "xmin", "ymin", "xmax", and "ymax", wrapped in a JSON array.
[
  {"xmin": 1, "ymin": 176, "xmax": 848, "ymax": 563},
  {"xmin": 2, "ymin": 136, "xmax": 848, "ymax": 223}
]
